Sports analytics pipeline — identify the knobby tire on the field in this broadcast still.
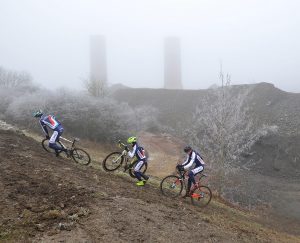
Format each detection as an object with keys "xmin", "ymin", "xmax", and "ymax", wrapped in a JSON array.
[
  {"xmin": 160, "ymin": 175, "xmax": 183, "ymax": 198},
  {"xmin": 102, "ymin": 152, "xmax": 124, "ymax": 171}
]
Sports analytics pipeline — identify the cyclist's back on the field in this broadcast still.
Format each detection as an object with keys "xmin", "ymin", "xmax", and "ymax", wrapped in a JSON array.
[{"xmin": 39, "ymin": 114, "xmax": 61, "ymax": 130}]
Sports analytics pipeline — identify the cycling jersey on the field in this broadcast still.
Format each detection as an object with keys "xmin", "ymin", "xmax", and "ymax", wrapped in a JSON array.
[
  {"xmin": 128, "ymin": 143, "xmax": 147, "ymax": 161},
  {"xmin": 182, "ymin": 150, "xmax": 205, "ymax": 195},
  {"xmin": 39, "ymin": 115, "xmax": 62, "ymax": 136},
  {"xmin": 182, "ymin": 150, "xmax": 204, "ymax": 170}
]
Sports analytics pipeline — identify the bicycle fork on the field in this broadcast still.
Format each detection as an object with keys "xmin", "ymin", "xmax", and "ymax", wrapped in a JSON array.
[
  {"xmin": 170, "ymin": 178, "xmax": 182, "ymax": 189},
  {"xmin": 190, "ymin": 183, "xmax": 204, "ymax": 199}
]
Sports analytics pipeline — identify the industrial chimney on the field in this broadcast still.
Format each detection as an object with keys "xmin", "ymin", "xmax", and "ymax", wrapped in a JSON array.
[
  {"xmin": 90, "ymin": 35, "xmax": 107, "ymax": 87},
  {"xmin": 164, "ymin": 37, "xmax": 182, "ymax": 89}
]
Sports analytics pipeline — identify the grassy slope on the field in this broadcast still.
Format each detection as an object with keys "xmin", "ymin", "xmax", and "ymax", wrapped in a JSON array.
[{"xmin": 13, "ymin": 129, "xmax": 300, "ymax": 242}]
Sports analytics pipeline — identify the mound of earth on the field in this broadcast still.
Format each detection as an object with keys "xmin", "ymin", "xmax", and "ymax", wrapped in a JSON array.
[
  {"xmin": 112, "ymin": 82, "xmax": 300, "ymax": 180},
  {"xmin": 0, "ymin": 129, "xmax": 299, "ymax": 242}
]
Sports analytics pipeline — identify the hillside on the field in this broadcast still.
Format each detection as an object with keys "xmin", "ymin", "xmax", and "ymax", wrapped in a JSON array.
[
  {"xmin": 112, "ymin": 82, "xmax": 300, "ymax": 134},
  {"xmin": 112, "ymin": 83, "xmax": 300, "ymax": 179},
  {"xmin": 1, "ymin": 126, "xmax": 300, "ymax": 242}
]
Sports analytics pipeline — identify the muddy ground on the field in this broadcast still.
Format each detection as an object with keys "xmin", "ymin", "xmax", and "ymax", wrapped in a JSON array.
[{"xmin": 0, "ymin": 129, "xmax": 299, "ymax": 242}]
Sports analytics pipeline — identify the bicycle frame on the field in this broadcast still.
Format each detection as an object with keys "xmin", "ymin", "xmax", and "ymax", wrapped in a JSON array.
[
  {"xmin": 59, "ymin": 136, "xmax": 79, "ymax": 150},
  {"xmin": 117, "ymin": 140, "xmax": 135, "ymax": 167},
  {"xmin": 176, "ymin": 169, "xmax": 207, "ymax": 193},
  {"xmin": 116, "ymin": 140, "xmax": 142, "ymax": 171}
]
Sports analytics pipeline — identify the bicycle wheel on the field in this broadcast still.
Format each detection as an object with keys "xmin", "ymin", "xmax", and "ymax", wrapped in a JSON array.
[
  {"xmin": 102, "ymin": 152, "xmax": 124, "ymax": 171},
  {"xmin": 128, "ymin": 161, "xmax": 148, "ymax": 178},
  {"xmin": 190, "ymin": 186, "xmax": 212, "ymax": 207},
  {"xmin": 160, "ymin": 175, "xmax": 183, "ymax": 198},
  {"xmin": 71, "ymin": 148, "xmax": 91, "ymax": 165},
  {"xmin": 41, "ymin": 139, "xmax": 63, "ymax": 154}
]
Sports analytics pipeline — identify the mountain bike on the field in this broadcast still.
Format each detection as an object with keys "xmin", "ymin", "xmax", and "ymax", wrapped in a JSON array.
[
  {"xmin": 42, "ymin": 136, "xmax": 91, "ymax": 166},
  {"xmin": 102, "ymin": 140, "xmax": 147, "ymax": 178},
  {"xmin": 160, "ymin": 167, "xmax": 212, "ymax": 207}
]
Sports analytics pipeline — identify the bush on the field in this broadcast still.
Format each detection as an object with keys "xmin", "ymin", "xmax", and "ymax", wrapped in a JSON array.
[{"xmin": 4, "ymin": 87, "xmax": 160, "ymax": 143}]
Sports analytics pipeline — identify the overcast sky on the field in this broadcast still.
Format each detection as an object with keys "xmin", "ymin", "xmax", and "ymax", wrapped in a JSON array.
[{"xmin": 0, "ymin": 0, "xmax": 299, "ymax": 92}]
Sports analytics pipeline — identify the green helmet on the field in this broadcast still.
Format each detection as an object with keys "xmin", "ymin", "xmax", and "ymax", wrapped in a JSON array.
[
  {"xmin": 33, "ymin": 109, "xmax": 43, "ymax": 117},
  {"xmin": 127, "ymin": 136, "xmax": 137, "ymax": 144}
]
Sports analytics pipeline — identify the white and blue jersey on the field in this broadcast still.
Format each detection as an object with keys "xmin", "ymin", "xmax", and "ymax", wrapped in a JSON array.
[
  {"xmin": 128, "ymin": 143, "xmax": 149, "ymax": 182},
  {"xmin": 182, "ymin": 150, "xmax": 204, "ymax": 170},
  {"xmin": 128, "ymin": 143, "xmax": 147, "ymax": 161},
  {"xmin": 39, "ymin": 114, "xmax": 65, "ymax": 152},
  {"xmin": 39, "ymin": 115, "xmax": 62, "ymax": 136},
  {"xmin": 182, "ymin": 150, "xmax": 205, "ymax": 190}
]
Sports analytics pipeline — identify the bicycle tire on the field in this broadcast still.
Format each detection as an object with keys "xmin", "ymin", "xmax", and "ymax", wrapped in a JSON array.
[
  {"xmin": 128, "ymin": 161, "xmax": 148, "ymax": 178},
  {"xmin": 41, "ymin": 138, "xmax": 63, "ymax": 154},
  {"xmin": 190, "ymin": 186, "xmax": 212, "ymax": 207},
  {"xmin": 102, "ymin": 152, "xmax": 124, "ymax": 171},
  {"xmin": 160, "ymin": 175, "xmax": 183, "ymax": 198},
  {"xmin": 71, "ymin": 148, "xmax": 91, "ymax": 165}
]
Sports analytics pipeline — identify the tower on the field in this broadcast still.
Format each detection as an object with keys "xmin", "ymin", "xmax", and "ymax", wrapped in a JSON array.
[
  {"xmin": 164, "ymin": 37, "xmax": 182, "ymax": 89},
  {"xmin": 90, "ymin": 35, "xmax": 107, "ymax": 86}
]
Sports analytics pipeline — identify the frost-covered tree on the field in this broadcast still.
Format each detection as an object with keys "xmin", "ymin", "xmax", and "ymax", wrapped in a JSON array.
[
  {"xmin": 180, "ymin": 71, "xmax": 278, "ymax": 193},
  {"xmin": 83, "ymin": 76, "xmax": 107, "ymax": 97},
  {"xmin": 5, "ymin": 88, "xmax": 161, "ymax": 143},
  {"xmin": 0, "ymin": 66, "xmax": 34, "ymax": 89}
]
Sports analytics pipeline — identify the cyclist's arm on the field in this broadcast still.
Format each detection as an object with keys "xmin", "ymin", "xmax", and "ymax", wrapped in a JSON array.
[
  {"xmin": 181, "ymin": 156, "xmax": 189, "ymax": 166},
  {"xmin": 183, "ymin": 152, "xmax": 196, "ymax": 170},
  {"xmin": 39, "ymin": 119, "xmax": 49, "ymax": 136},
  {"xmin": 128, "ymin": 144, "xmax": 136, "ymax": 158}
]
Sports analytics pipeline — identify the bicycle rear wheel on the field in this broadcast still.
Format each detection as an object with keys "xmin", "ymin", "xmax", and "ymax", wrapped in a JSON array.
[
  {"xmin": 102, "ymin": 152, "xmax": 123, "ymax": 171},
  {"xmin": 190, "ymin": 186, "xmax": 212, "ymax": 207},
  {"xmin": 71, "ymin": 148, "xmax": 91, "ymax": 165},
  {"xmin": 41, "ymin": 139, "xmax": 63, "ymax": 154},
  {"xmin": 160, "ymin": 175, "xmax": 183, "ymax": 198},
  {"xmin": 128, "ymin": 161, "xmax": 148, "ymax": 178}
]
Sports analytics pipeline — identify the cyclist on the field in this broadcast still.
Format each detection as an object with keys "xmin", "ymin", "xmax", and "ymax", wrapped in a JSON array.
[
  {"xmin": 33, "ymin": 110, "xmax": 68, "ymax": 157},
  {"xmin": 125, "ymin": 136, "xmax": 149, "ymax": 186},
  {"xmin": 177, "ymin": 146, "xmax": 205, "ymax": 198}
]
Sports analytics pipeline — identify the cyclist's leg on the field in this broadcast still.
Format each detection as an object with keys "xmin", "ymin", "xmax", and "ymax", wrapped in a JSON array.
[
  {"xmin": 190, "ymin": 166, "xmax": 204, "ymax": 190},
  {"xmin": 135, "ymin": 160, "xmax": 149, "ymax": 181},
  {"xmin": 49, "ymin": 131, "xmax": 60, "ymax": 154},
  {"xmin": 49, "ymin": 127, "xmax": 65, "ymax": 153},
  {"xmin": 133, "ymin": 160, "xmax": 144, "ymax": 181}
]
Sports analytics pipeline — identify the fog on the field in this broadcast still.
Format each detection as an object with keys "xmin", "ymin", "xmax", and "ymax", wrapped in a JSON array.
[{"xmin": 0, "ymin": 0, "xmax": 299, "ymax": 92}]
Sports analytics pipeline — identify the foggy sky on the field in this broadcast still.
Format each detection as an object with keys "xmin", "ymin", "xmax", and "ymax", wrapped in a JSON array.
[{"xmin": 0, "ymin": 0, "xmax": 299, "ymax": 92}]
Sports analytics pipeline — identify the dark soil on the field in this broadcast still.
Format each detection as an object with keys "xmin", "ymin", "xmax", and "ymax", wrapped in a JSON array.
[{"xmin": 0, "ymin": 129, "xmax": 299, "ymax": 242}]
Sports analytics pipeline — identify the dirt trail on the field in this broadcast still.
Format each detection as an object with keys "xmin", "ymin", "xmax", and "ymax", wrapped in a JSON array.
[{"xmin": 0, "ymin": 129, "xmax": 299, "ymax": 242}]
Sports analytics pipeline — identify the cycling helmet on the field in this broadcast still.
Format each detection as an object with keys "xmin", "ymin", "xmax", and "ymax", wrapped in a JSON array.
[
  {"xmin": 127, "ymin": 136, "xmax": 137, "ymax": 144},
  {"xmin": 184, "ymin": 146, "xmax": 192, "ymax": 153},
  {"xmin": 33, "ymin": 109, "xmax": 43, "ymax": 117}
]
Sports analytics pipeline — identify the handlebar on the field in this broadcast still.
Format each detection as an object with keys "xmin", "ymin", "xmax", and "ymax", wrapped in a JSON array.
[
  {"xmin": 176, "ymin": 166, "xmax": 207, "ymax": 180},
  {"xmin": 118, "ymin": 140, "xmax": 127, "ymax": 148}
]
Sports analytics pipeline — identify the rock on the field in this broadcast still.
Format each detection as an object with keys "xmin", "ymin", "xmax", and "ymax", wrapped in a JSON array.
[
  {"xmin": 68, "ymin": 214, "xmax": 79, "ymax": 221},
  {"xmin": 35, "ymin": 223, "xmax": 46, "ymax": 232},
  {"xmin": 58, "ymin": 222, "xmax": 74, "ymax": 231}
]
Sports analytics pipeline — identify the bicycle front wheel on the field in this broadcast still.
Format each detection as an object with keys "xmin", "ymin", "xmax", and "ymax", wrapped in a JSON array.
[
  {"xmin": 128, "ymin": 161, "xmax": 148, "ymax": 178},
  {"xmin": 71, "ymin": 148, "xmax": 91, "ymax": 165},
  {"xmin": 160, "ymin": 175, "xmax": 183, "ymax": 198},
  {"xmin": 102, "ymin": 152, "xmax": 124, "ymax": 171},
  {"xmin": 190, "ymin": 186, "xmax": 212, "ymax": 207}
]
